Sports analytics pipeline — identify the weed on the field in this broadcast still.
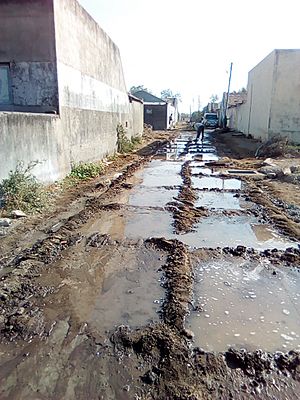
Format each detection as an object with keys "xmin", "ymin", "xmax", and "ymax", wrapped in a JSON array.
[
  {"xmin": 117, "ymin": 124, "xmax": 142, "ymax": 153},
  {"xmin": 131, "ymin": 135, "xmax": 142, "ymax": 146},
  {"xmin": 69, "ymin": 161, "xmax": 104, "ymax": 181},
  {"xmin": 117, "ymin": 124, "xmax": 134, "ymax": 153},
  {"xmin": 0, "ymin": 161, "xmax": 46, "ymax": 213}
]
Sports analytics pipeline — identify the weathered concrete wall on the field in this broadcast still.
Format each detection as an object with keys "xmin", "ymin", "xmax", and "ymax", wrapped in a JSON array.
[
  {"xmin": 269, "ymin": 50, "xmax": 300, "ymax": 143},
  {"xmin": 53, "ymin": 0, "xmax": 132, "ymax": 162},
  {"xmin": 129, "ymin": 99, "xmax": 144, "ymax": 137},
  {"xmin": 230, "ymin": 49, "xmax": 300, "ymax": 144},
  {"xmin": 0, "ymin": 113, "xmax": 68, "ymax": 182},
  {"xmin": 246, "ymin": 51, "xmax": 275, "ymax": 141},
  {"xmin": 0, "ymin": 0, "xmax": 143, "ymax": 182},
  {"xmin": 0, "ymin": 0, "xmax": 58, "ymax": 111},
  {"xmin": 227, "ymin": 103, "xmax": 249, "ymax": 134}
]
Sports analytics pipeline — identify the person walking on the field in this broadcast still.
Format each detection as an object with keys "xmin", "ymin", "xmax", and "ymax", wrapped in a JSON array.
[{"xmin": 195, "ymin": 119, "xmax": 204, "ymax": 142}]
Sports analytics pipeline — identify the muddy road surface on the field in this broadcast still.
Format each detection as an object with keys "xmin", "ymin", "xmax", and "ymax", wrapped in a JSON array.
[{"xmin": 1, "ymin": 129, "xmax": 300, "ymax": 399}]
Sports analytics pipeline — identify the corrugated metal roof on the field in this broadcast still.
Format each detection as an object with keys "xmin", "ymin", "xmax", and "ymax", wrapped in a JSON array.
[{"xmin": 132, "ymin": 90, "xmax": 166, "ymax": 104}]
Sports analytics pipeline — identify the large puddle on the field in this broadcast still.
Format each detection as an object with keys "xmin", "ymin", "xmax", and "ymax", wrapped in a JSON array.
[
  {"xmin": 188, "ymin": 259, "xmax": 300, "ymax": 352},
  {"xmin": 43, "ymin": 244, "xmax": 166, "ymax": 335}
]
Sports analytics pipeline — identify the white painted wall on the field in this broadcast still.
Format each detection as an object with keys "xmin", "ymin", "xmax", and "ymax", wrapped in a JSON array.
[
  {"xmin": 228, "ymin": 49, "xmax": 300, "ymax": 144},
  {"xmin": 246, "ymin": 51, "xmax": 275, "ymax": 141},
  {"xmin": 269, "ymin": 50, "xmax": 300, "ymax": 142}
]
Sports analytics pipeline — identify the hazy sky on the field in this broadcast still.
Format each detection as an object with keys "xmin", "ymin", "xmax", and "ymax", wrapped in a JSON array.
[{"xmin": 79, "ymin": 0, "xmax": 299, "ymax": 112}]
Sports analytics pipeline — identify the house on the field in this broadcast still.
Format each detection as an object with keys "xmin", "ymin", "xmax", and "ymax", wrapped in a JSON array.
[
  {"xmin": 228, "ymin": 49, "xmax": 300, "ymax": 143},
  {"xmin": 0, "ymin": 0, "xmax": 143, "ymax": 182},
  {"xmin": 133, "ymin": 90, "xmax": 178, "ymax": 130},
  {"xmin": 224, "ymin": 91, "xmax": 247, "ymax": 130}
]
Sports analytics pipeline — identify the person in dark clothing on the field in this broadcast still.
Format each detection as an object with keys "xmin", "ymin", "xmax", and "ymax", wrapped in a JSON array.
[{"xmin": 195, "ymin": 121, "xmax": 204, "ymax": 141}]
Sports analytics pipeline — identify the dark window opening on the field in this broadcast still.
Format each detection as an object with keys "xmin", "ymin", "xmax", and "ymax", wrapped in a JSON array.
[{"xmin": 0, "ymin": 64, "xmax": 12, "ymax": 105}]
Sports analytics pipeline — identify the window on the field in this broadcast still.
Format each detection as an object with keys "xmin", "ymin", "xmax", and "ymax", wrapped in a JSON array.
[
  {"xmin": 146, "ymin": 108, "xmax": 152, "ymax": 115},
  {"xmin": 0, "ymin": 64, "xmax": 12, "ymax": 105}
]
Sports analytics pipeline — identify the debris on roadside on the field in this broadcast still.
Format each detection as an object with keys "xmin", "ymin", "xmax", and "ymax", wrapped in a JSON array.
[
  {"xmin": 255, "ymin": 135, "xmax": 288, "ymax": 158},
  {"xmin": 0, "ymin": 218, "xmax": 11, "ymax": 227},
  {"xmin": 11, "ymin": 210, "xmax": 27, "ymax": 218}
]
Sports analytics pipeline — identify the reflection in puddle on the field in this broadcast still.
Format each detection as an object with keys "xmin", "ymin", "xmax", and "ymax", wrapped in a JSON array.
[
  {"xmin": 188, "ymin": 260, "xmax": 300, "ymax": 352},
  {"xmin": 129, "ymin": 187, "xmax": 178, "ymax": 208},
  {"xmin": 195, "ymin": 192, "xmax": 242, "ymax": 210},
  {"xmin": 181, "ymin": 215, "xmax": 296, "ymax": 250},
  {"xmin": 134, "ymin": 160, "xmax": 182, "ymax": 187},
  {"xmin": 192, "ymin": 176, "xmax": 242, "ymax": 191}
]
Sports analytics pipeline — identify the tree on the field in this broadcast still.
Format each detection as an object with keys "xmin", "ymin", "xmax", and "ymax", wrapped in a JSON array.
[
  {"xmin": 160, "ymin": 89, "xmax": 181, "ymax": 101},
  {"xmin": 129, "ymin": 85, "xmax": 150, "ymax": 94},
  {"xmin": 210, "ymin": 94, "xmax": 219, "ymax": 103}
]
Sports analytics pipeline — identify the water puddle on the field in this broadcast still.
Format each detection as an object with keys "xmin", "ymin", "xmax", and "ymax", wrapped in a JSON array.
[
  {"xmin": 133, "ymin": 160, "xmax": 182, "ymax": 187},
  {"xmin": 44, "ymin": 243, "xmax": 166, "ymax": 335},
  {"xmin": 192, "ymin": 176, "xmax": 242, "ymax": 191},
  {"xmin": 180, "ymin": 215, "xmax": 296, "ymax": 250},
  {"xmin": 88, "ymin": 246, "xmax": 165, "ymax": 332},
  {"xmin": 195, "ymin": 192, "xmax": 243, "ymax": 210},
  {"xmin": 188, "ymin": 259, "xmax": 300, "ymax": 352},
  {"xmin": 128, "ymin": 187, "xmax": 178, "ymax": 208}
]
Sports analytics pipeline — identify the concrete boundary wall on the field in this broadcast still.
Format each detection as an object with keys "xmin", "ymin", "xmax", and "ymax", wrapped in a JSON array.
[
  {"xmin": 0, "ymin": 113, "xmax": 67, "ymax": 182},
  {"xmin": 228, "ymin": 50, "xmax": 300, "ymax": 144},
  {"xmin": 0, "ymin": 0, "xmax": 143, "ymax": 183}
]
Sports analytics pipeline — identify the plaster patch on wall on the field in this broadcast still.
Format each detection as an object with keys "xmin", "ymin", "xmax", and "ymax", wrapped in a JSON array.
[
  {"xmin": 11, "ymin": 62, "xmax": 58, "ymax": 107},
  {"xmin": 57, "ymin": 62, "xmax": 129, "ymax": 113}
]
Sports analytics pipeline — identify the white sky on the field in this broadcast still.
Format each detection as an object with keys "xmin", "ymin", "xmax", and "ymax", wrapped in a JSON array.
[{"xmin": 79, "ymin": 0, "xmax": 300, "ymax": 112}]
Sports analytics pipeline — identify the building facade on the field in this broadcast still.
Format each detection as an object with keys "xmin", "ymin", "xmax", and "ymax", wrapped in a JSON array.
[
  {"xmin": 0, "ymin": 0, "xmax": 143, "ymax": 182},
  {"xmin": 133, "ymin": 90, "xmax": 178, "ymax": 130},
  {"xmin": 228, "ymin": 49, "xmax": 300, "ymax": 143}
]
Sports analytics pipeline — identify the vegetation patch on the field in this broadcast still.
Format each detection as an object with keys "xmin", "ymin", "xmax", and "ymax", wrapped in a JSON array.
[
  {"xmin": 117, "ymin": 124, "xmax": 142, "ymax": 153},
  {"xmin": 69, "ymin": 161, "xmax": 104, "ymax": 181},
  {"xmin": 0, "ymin": 161, "xmax": 46, "ymax": 213}
]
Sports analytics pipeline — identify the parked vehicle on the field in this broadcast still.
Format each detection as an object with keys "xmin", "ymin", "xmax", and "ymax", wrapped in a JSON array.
[{"xmin": 203, "ymin": 113, "xmax": 219, "ymax": 128}]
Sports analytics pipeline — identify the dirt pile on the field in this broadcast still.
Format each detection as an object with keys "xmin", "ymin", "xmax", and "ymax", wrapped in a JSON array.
[{"xmin": 167, "ymin": 161, "xmax": 207, "ymax": 233}]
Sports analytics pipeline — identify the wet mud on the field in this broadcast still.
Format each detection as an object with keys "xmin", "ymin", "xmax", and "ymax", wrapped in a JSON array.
[{"xmin": 1, "ymin": 129, "xmax": 300, "ymax": 399}]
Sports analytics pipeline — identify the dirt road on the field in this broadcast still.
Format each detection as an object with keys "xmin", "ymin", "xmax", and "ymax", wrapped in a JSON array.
[{"xmin": 1, "ymin": 128, "xmax": 300, "ymax": 399}]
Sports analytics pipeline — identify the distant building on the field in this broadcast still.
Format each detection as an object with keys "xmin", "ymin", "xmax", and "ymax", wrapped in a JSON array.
[
  {"xmin": 223, "ymin": 91, "xmax": 247, "ymax": 129},
  {"xmin": 133, "ymin": 90, "xmax": 178, "ymax": 130},
  {"xmin": 227, "ymin": 49, "xmax": 300, "ymax": 143}
]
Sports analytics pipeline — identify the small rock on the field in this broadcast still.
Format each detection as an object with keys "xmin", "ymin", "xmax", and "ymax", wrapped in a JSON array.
[
  {"xmin": 123, "ymin": 385, "xmax": 130, "ymax": 392},
  {"xmin": 182, "ymin": 328, "xmax": 194, "ymax": 339},
  {"xmin": 0, "ymin": 218, "xmax": 11, "ymax": 227},
  {"xmin": 11, "ymin": 210, "xmax": 27, "ymax": 218}
]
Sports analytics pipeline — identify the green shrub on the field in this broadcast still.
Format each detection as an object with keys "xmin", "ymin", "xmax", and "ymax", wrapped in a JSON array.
[
  {"xmin": 131, "ymin": 135, "xmax": 142, "ymax": 146},
  {"xmin": 69, "ymin": 161, "xmax": 103, "ymax": 180},
  {"xmin": 117, "ymin": 124, "xmax": 141, "ymax": 153},
  {"xmin": 117, "ymin": 124, "xmax": 134, "ymax": 153},
  {"xmin": 0, "ymin": 161, "xmax": 46, "ymax": 213}
]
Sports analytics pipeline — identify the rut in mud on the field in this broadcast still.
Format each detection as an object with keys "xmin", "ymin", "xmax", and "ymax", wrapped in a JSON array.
[{"xmin": 0, "ymin": 129, "xmax": 300, "ymax": 400}]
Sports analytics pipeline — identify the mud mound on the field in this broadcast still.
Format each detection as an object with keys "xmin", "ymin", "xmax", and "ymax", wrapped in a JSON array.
[{"xmin": 255, "ymin": 135, "xmax": 288, "ymax": 158}]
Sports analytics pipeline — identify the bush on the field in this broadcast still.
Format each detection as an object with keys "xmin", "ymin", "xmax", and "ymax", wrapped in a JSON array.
[
  {"xmin": 117, "ymin": 124, "xmax": 134, "ymax": 153},
  {"xmin": 69, "ymin": 161, "xmax": 103, "ymax": 180},
  {"xmin": 0, "ymin": 161, "xmax": 46, "ymax": 213},
  {"xmin": 117, "ymin": 124, "xmax": 142, "ymax": 153}
]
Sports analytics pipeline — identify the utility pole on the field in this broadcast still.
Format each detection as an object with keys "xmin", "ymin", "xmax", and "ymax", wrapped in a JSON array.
[{"xmin": 223, "ymin": 62, "xmax": 233, "ymax": 128}]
